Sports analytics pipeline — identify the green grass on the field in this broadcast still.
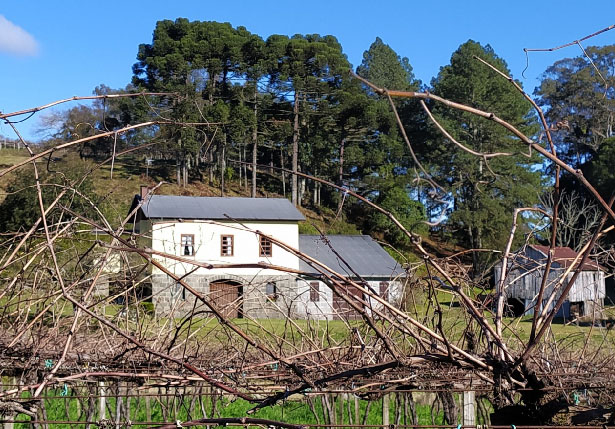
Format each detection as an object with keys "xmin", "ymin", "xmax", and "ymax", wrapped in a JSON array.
[
  {"xmin": 404, "ymin": 288, "xmax": 615, "ymax": 351},
  {"xmin": 142, "ymin": 317, "xmax": 359, "ymax": 349},
  {"xmin": 0, "ymin": 148, "xmax": 30, "ymax": 166},
  {"xmin": 12, "ymin": 389, "xmax": 452, "ymax": 428},
  {"xmin": 0, "ymin": 148, "xmax": 32, "ymax": 204}
]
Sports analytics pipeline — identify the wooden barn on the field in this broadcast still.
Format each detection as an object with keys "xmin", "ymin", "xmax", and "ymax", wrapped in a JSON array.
[{"xmin": 494, "ymin": 245, "xmax": 605, "ymax": 319}]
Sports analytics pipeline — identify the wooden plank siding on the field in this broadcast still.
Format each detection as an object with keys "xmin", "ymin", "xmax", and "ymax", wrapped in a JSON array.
[{"xmin": 495, "ymin": 246, "xmax": 605, "ymax": 318}]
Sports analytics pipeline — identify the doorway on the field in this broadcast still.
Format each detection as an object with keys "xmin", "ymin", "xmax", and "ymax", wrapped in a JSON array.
[{"xmin": 209, "ymin": 280, "xmax": 243, "ymax": 318}]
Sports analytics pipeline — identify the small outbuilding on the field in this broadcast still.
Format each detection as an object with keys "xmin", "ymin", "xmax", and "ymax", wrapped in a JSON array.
[
  {"xmin": 295, "ymin": 235, "xmax": 405, "ymax": 320},
  {"xmin": 494, "ymin": 244, "xmax": 605, "ymax": 319}
]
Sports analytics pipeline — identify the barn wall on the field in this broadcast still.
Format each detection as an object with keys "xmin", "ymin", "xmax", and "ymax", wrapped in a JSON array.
[
  {"xmin": 567, "ymin": 271, "xmax": 605, "ymax": 302},
  {"xmin": 495, "ymin": 248, "xmax": 605, "ymax": 318}
]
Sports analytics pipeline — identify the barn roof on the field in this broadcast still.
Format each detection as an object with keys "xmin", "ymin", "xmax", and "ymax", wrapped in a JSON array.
[
  {"xmin": 134, "ymin": 195, "xmax": 305, "ymax": 221},
  {"xmin": 530, "ymin": 244, "xmax": 603, "ymax": 271},
  {"xmin": 299, "ymin": 235, "xmax": 405, "ymax": 278}
]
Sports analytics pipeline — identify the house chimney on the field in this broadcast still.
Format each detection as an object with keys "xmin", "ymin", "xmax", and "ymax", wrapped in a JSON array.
[{"xmin": 140, "ymin": 185, "xmax": 150, "ymax": 201}]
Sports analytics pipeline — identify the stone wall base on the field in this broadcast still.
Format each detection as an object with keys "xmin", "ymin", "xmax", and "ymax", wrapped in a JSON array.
[{"xmin": 151, "ymin": 273, "xmax": 299, "ymax": 318}]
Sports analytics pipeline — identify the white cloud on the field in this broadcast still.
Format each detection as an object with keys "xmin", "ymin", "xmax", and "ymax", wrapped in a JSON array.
[{"xmin": 0, "ymin": 15, "xmax": 39, "ymax": 56}]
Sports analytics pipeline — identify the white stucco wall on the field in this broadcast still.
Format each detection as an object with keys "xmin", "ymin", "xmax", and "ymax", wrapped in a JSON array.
[
  {"xmin": 365, "ymin": 280, "xmax": 403, "ymax": 309},
  {"xmin": 149, "ymin": 219, "xmax": 300, "ymax": 278},
  {"xmin": 293, "ymin": 279, "xmax": 403, "ymax": 320},
  {"xmin": 294, "ymin": 279, "xmax": 335, "ymax": 319}
]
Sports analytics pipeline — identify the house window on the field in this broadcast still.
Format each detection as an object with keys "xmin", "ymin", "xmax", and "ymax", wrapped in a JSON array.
[
  {"xmin": 181, "ymin": 234, "xmax": 195, "ymax": 256},
  {"xmin": 172, "ymin": 282, "xmax": 186, "ymax": 301},
  {"xmin": 379, "ymin": 282, "xmax": 389, "ymax": 300},
  {"xmin": 221, "ymin": 235, "xmax": 234, "ymax": 256},
  {"xmin": 259, "ymin": 235, "xmax": 273, "ymax": 257},
  {"xmin": 310, "ymin": 282, "xmax": 320, "ymax": 302},
  {"xmin": 266, "ymin": 282, "xmax": 277, "ymax": 301}
]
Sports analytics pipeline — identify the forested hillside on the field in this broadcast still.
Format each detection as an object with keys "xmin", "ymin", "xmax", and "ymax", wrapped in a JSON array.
[{"xmin": 2, "ymin": 18, "xmax": 614, "ymax": 278}]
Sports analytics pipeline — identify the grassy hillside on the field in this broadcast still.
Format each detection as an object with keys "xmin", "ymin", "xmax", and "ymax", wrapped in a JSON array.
[
  {"xmin": 0, "ymin": 148, "xmax": 370, "ymax": 237},
  {"xmin": 0, "ymin": 148, "xmax": 31, "ymax": 204}
]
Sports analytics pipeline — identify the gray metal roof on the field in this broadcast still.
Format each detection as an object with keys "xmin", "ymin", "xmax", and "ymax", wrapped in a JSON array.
[
  {"xmin": 139, "ymin": 195, "xmax": 305, "ymax": 221},
  {"xmin": 299, "ymin": 235, "xmax": 405, "ymax": 278}
]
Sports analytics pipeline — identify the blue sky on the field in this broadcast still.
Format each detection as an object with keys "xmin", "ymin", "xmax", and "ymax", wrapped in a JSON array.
[{"xmin": 0, "ymin": 1, "xmax": 613, "ymax": 142}]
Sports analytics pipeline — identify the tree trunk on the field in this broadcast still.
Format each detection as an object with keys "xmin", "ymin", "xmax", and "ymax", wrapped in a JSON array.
[
  {"xmin": 320, "ymin": 394, "xmax": 330, "ymax": 425},
  {"xmin": 115, "ymin": 383, "xmax": 122, "ymax": 429},
  {"xmin": 281, "ymin": 147, "xmax": 286, "ymax": 198},
  {"xmin": 407, "ymin": 392, "xmax": 418, "ymax": 426},
  {"xmin": 361, "ymin": 400, "xmax": 372, "ymax": 425},
  {"xmin": 183, "ymin": 158, "xmax": 188, "ymax": 187},
  {"xmin": 239, "ymin": 145, "xmax": 242, "ymax": 187},
  {"xmin": 313, "ymin": 171, "xmax": 318, "ymax": 206},
  {"xmin": 299, "ymin": 177, "xmax": 305, "ymax": 203},
  {"xmin": 252, "ymin": 86, "xmax": 258, "ymax": 198},
  {"xmin": 306, "ymin": 396, "xmax": 321, "ymax": 425},
  {"xmin": 220, "ymin": 138, "xmax": 226, "ymax": 196},
  {"xmin": 439, "ymin": 390, "xmax": 458, "ymax": 425},
  {"xmin": 339, "ymin": 138, "xmax": 345, "ymax": 185},
  {"xmin": 209, "ymin": 151, "xmax": 214, "ymax": 185},
  {"xmin": 292, "ymin": 90, "xmax": 299, "ymax": 206},
  {"xmin": 86, "ymin": 384, "xmax": 96, "ymax": 429},
  {"xmin": 243, "ymin": 146, "xmax": 248, "ymax": 190}
]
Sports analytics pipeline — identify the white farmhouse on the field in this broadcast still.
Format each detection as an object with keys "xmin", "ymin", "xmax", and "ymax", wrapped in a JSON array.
[{"xmin": 130, "ymin": 187, "xmax": 404, "ymax": 319}]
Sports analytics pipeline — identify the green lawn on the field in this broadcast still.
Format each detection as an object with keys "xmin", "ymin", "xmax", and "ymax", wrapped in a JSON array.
[
  {"xmin": 12, "ymin": 388, "xmax": 454, "ymax": 428},
  {"xmin": 0, "ymin": 148, "xmax": 32, "ymax": 204}
]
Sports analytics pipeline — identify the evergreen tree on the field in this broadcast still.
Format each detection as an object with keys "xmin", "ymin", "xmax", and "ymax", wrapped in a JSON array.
[
  {"xmin": 430, "ymin": 40, "xmax": 543, "ymax": 274},
  {"xmin": 353, "ymin": 37, "xmax": 428, "ymax": 238},
  {"xmin": 535, "ymin": 45, "xmax": 615, "ymax": 170},
  {"xmin": 265, "ymin": 33, "xmax": 350, "ymax": 205},
  {"xmin": 356, "ymin": 37, "xmax": 419, "ymax": 92},
  {"xmin": 132, "ymin": 19, "xmax": 255, "ymax": 188},
  {"xmin": 0, "ymin": 162, "xmax": 95, "ymax": 233}
]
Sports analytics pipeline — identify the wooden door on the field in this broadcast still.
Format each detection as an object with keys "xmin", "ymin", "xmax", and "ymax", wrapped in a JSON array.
[
  {"xmin": 333, "ymin": 283, "xmax": 363, "ymax": 320},
  {"xmin": 209, "ymin": 281, "xmax": 242, "ymax": 319}
]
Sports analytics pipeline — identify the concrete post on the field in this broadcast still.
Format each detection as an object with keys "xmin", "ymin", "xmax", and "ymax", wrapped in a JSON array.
[
  {"xmin": 99, "ymin": 381, "xmax": 106, "ymax": 420},
  {"xmin": 382, "ymin": 393, "xmax": 390, "ymax": 426},
  {"xmin": 463, "ymin": 391, "xmax": 476, "ymax": 427}
]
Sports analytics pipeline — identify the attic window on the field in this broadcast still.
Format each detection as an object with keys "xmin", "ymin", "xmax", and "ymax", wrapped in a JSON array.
[
  {"xmin": 181, "ymin": 234, "xmax": 195, "ymax": 256},
  {"xmin": 221, "ymin": 235, "xmax": 234, "ymax": 256},
  {"xmin": 259, "ymin": 235, "xmax": 273, "ymax": 257}
]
